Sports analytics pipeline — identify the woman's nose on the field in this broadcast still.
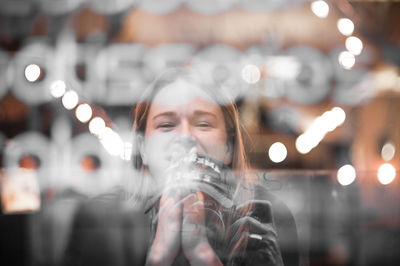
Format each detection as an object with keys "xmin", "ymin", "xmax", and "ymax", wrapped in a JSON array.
[
  {"xmin": 178, "ymin": 120, "xmax": 193, "ymax": 137},
  {"xmin": 177, "ymin": 120, "xmax": 197, "ymax": 145}
]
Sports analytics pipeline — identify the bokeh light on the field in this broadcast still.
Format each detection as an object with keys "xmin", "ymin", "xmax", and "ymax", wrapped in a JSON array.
[
  {"xmin": 296, "ymin": 135, "xmax": 312, "ymax": 154},
  {"xmin": 266, "ymin": 56, "xmax": 300, "ymax": 80},
  {"xmin": 337, "ymin": 18, "xmax": 354, "ymax": 36},
  {"xmin": 381, "ymin": 142, "xmax": 396, "ymax": 161},
  {"xmin": 311, "ymin": 0, "xmax": 329, "ymax": 18},
  {"xmin": 345, "ymin": 36, "xmax": 363, "ymax": 56},
  {"xmin": 62, "ymin": 90, "xmax": 79, "ymax": 110},
  {"xmin": 25, "ymin": 64, "xmax": 41, "ymax": 82},
  {"xmin": 50, "ymin": 80, "xmax": 66, "ymax": 98},
  {"xmin": 75, "ymin": 103, "xmax": 93, "ymax": 123},
  {"xmin": 89, "ymin": 117, "xmax": 106, "ymax": 136},
  {"xmin": 19, "ymin": 154, "xmax": 40, "ymax": 170},
  {"xmin": 378, "ymin": 163, "xmax": 396, "ymax": 185},
  {"xmin": 338, "ymin": 51, "xmax": 356, "ymax": 69},
  {"xmin": 331, "ymin": 107, "xmax": 346, "ymax": 126},
  {"xmin": 337, "ymin": 164, "xmax": 356, "ymax": 186},
  {"xmin": 241, "ymin": 64, "xmax": 261, "ymax": 84},
  {"xmin": 268, "ymin": 142, "xmax": 287, "ymax": 163},
  {"xmin": 296, "ymin": 107, "xmax": 346, "ymax": 154},
  {"xmin": 99, "ymin": 127, "xmax": 124, "ymax": 157},
  {"xmin": 81, "ymin": 155, "xmax": 101, "ymax": 172}
]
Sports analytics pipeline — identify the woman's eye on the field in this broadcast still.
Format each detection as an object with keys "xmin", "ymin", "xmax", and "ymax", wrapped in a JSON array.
[
  {"xmin": 196, "ymin": 122, "xmax": 212, "ymax": 128},
  {"xmin": 157, "ymin": 123, "xmax": 176, "ymax": 131}
]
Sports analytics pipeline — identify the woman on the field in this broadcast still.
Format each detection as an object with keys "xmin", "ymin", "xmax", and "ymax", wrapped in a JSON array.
[{"xmin": 131, "ymin": 67, "xmax": 287, "ymax": 265}]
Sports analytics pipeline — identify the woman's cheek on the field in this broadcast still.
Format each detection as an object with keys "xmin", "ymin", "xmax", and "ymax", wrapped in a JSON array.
[
  {"xmin": 197, "ymin": 132, "xmax": 230, "ymax": 163},
  {"xmin": 208, "ymin": 143, "xmax": 231, "ymax": 164},
  {"xmin": 143, "ymin": 134, "xmax": 172, "ymax": 179}
]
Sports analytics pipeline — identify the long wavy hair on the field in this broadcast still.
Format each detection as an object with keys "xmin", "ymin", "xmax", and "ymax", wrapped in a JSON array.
[{"xmin": 130, "ymin": 67, "xmax": 254, "ymax": 263}]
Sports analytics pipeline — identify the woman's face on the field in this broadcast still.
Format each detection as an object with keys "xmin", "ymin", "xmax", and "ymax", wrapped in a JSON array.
[{"xmin": 141, "ymin": 79, "xmax": 232, "ymax": 180}]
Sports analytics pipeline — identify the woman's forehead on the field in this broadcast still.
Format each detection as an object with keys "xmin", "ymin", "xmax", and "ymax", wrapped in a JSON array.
[{"xmin": 152, "ymin": 79, "xmax": 216, "ymax": 106}]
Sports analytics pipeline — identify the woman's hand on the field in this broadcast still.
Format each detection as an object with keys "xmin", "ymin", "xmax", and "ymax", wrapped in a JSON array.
[
  {"xmin": 229, "ymin": 200, "xmax": 284, "ymax": 266},
  {"xmin": 181, "ymin": 191, "xmax": 223, "ymax": 266},
  {"xmin": 146, "ymin": 193, "xmax": 183, "ymax": 266},
  {"xmin": 147, "ymin": 150, "xmax": 226, "ymax": 265}
]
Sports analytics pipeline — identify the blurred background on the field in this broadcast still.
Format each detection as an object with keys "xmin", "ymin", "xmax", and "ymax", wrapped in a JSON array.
[{"xmin": 0, "ymin": 0, "xmax": 399, "ymax": 265}]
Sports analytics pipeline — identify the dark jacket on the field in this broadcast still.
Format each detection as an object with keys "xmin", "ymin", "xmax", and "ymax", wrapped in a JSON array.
[{"xmin": 62, "ymin": 185, "xmax": 299, "ymax": 266}]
